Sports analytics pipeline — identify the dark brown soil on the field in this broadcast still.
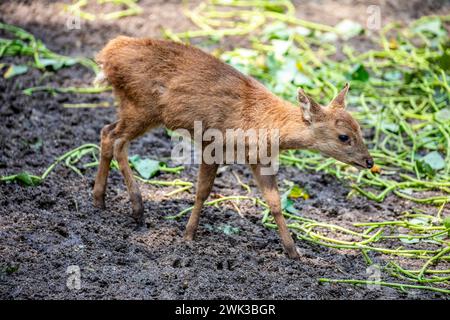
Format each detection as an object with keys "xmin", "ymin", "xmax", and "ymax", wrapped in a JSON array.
[{"xmin": 1, "ymin": 0, "xmax": 449, "ymax": 300}]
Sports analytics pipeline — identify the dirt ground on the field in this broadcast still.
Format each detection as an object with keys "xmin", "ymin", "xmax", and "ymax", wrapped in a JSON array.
[{"xmin": 1, "ymin": 0, "xmax": 449, "ymax": 299}]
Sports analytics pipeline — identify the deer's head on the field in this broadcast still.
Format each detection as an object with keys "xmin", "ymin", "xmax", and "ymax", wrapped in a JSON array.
[{"xmin": 298, "ymin": 84, "xmax": 373, "ymax": 169}]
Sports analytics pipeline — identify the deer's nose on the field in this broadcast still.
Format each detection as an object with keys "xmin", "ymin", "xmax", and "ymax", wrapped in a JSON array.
[{"xmin": 366, "ymin": 158, "xmax": 374, "ymax": 169}]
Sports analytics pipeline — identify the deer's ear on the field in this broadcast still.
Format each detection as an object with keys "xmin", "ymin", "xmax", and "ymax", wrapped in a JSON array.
[
  {"xmin": 328, "ymin": 83, "xmax": 349, "ymax": 109},
  {"xmin": 297, "ymin": 88, "xmax": 322, "ymax": 123}
]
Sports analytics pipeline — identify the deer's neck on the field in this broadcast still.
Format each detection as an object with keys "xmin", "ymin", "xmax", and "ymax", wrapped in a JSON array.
[
  {"xmin": 246, "ymin": 85, "xmax": 315, "ymax": 151},
  {"xmin": 277, "ymin": 105, "xmax": 314, "ymax": 150},
  {"xmin": 249, "ymin": 100, "xmax": 314, "ymax": 150}
]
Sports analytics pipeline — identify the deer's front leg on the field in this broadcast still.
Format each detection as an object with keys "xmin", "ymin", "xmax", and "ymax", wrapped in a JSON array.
[
  {"xmin": 185, "ymin": 163, "xmax": 219, "ymax": 241},
  {"xmin": 251, "ymin": 164, "xmax": 300, "ymax": 259}
]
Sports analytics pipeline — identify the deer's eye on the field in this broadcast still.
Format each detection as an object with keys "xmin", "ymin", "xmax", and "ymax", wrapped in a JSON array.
[{"xmin": 338, "ymin": 134, "xmax": 349, "ymax": 143}]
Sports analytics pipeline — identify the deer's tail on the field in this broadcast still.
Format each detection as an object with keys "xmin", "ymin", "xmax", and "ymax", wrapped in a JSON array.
[{"xmin": 93, "ymin": 65, "xmax": 109, "ymax": 87}]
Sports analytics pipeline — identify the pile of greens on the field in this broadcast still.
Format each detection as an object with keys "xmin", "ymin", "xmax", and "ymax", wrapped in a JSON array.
[{"xmin": 164, "ymin": 0, "xmax": 450, "ymax": 294}]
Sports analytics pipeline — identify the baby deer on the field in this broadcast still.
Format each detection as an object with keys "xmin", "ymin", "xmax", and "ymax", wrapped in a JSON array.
[{"xmin": 93, "ymin": 36, "xmax": 373, "ymax": 259}]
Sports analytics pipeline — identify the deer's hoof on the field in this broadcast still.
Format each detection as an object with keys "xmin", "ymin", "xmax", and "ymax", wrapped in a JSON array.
[
  {"xmin": 184, "ymin": 232, "xmax": 195, "ymax": 242},
  {"xmin": 133, "ymin": 220, "xmax": 147, "ymax": 232},
  {"xmin": 134, "ymin": 218, "xmax": 148, "ymax": 232},
  {"xmin": 93, "ymin": 198, "xmax": 105, "ymax": 210},
  {"xmin": 131, "ymin": 203, "xmax": 144, "ymax": 224},
  {"xmin": 286, "ymin": 246, "xmax": 301, "ymax": 260}
]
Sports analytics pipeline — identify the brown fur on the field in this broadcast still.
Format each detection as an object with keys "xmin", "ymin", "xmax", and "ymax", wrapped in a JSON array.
[{"xmin": 93, "ymin": 36, "xmax": 373, "ymax": 259}]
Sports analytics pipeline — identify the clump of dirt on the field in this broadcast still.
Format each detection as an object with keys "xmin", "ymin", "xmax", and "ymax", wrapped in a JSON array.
[{"xmin": 1, "ymin": 0, "xmax": 449, "ymax": 299}]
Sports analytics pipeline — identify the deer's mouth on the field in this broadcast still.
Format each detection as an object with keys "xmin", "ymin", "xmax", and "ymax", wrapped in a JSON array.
[{"xmin": 350, "ymin": 161, "xmax": 366, "ymax": 169}]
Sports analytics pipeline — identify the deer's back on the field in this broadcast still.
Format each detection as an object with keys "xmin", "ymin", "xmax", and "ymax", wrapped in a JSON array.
[{"xmin": 97, "ymin": 36, "xmax": 268, "ymax": 133}]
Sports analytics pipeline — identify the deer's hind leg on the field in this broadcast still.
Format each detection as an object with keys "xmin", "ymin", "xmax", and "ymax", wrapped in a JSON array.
[
  {"xmin": 95, "ymin": 99, "xmax": 160, "ymax": 228},
  {"xmin": 93, "ymin": 121, "xmax": 118, "ymax": 209},
  {"xmin": 112, "ymin": 112, "xmax": 159, "ymax": 228}
]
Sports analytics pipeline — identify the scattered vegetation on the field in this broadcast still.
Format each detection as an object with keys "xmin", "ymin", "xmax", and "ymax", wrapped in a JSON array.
[
  {"xmin": 0, "ymin": 22, "xmax": 98, "ymax": 75},
  {"xmin": 64, "ymin": 0, "xmax": 143, "ymax": 21},
  {"xmin": 0, "ymin": 144, "xmax": 188, "ymax": 189}
]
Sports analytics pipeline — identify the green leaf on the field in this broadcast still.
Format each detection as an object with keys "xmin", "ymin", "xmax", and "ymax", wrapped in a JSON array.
[
  {"xmin": 421, "ymin": 151, "xmax": 445, "ymax": 171},
  {"xmin": 265, "ymin": 52, "xmax": 280, "ymax": 71},
  {"xmin": 281, "ymin": 184, "xmax": 309, "ymax": 214},
  {"xmin": 264, "ymin": 3, "xmax": 286, "ymax": 13},
  {"xmin": 294, "ymin": 26, "xmax": 311, "ymax": 37},
  {"xmin": 281, "ymin": 189, "xmax": 296, "ymax": 213},
  {"xmin": 129, "ymin": 155, "xmax": 160, "ymax": 179},
  {"xmin": 293, "ymin": 73, "xmax": 313, "ymax": 87},
  {"xmin": 349, "ymin": 64, "xmax": 369, "ymax": 82},
  {"xmin": 22, "ymin": 87, "xmax": 34, "ymax": 96},
  {"xmin": 205, "ymin": 224, "xmax": 240, "ymax": 236},
  {"xmin": 15, "ymin": 172, "xmax": 39, "ymax": 186},
  {"xmin": 282, "ymin": 196, "xmax": 299, "ymax": 214},
  {"xmin": 434, "ymin": 49, "xmax": 450, "ymax": 70},
  {"xmin": 404, "ymin": 70, "xmax": 423, "ymax": 84},
  {"xmin": 262, "ymin": 22, "xmax": 291, "ymax": 40},
  {"xmin": 399, "ymin": 236, "xmax": 420, "ymax": 244},
  {"xmin": 317, "ymin": 32, "xmax": 338, "ymax": 42},
  {"xmin": 38, "ymin": 58, "xmax": 77, "ymax": 70},
  {"xmin": 398, "ymin": 188, "xmax": 413, "ymax": 195},
  {"xmin": 38, "ymin": 58, "xmax": 62, "ymax": 70},
  {"xmin": 381, "ymin": 121, "xmax": 399, "ymax": 133},
  {"xmin": 335, "ymin": 19, "xmax": 363, "ymax": 40},
  {"xmin": 435, "ymin": 108, "xmax": 450, "ymax": 121},
  {"xmin": 420, "ymin": 136, "xmax": 438, "ymax": 150},
  {"xmin": 444, "ymin": 217, "xmax": 450, "ymax": 237},
  {"xmin": 288, "ymin": 185, "xmax": 310, "ymax": 200},
  {"xmin": 16, "ymin": 172, "xmax": 33, "ymax": 186},
  {"xmin": 413, "ymin": 18, "xmax": 446, "ymax": 37},
  {"xmin": 416, "ymin": 160, "xmax": 435, "ymax": 178},
  {"xmin": 408, "ymin": 217, "xmax": 430, "ymax": 226},
  {"xmin": 30, "ymin": 138, "xmax": 43, "ymax": 150},
  {"xmin": 4, "ymin": 264, "xmax": 19, "ymax": 275},
  {"xmin": 217, "ymin": 224, "xmax": 240, "ymax": 236},
  {"xmin": 274, "ymin": 58, "xmax": 297, "ymax": 84},
  {"xmin": 443, "ymin": 216, "xmax": 450, "ymax": 230},
  {"xmin": 272, "ymin": 39, "xmax": 291, "ymax": 57},
  {"xmin": 383, "ymin": 70, "xmax": 402, "ymax": 81},
  {"xmin": 3, "ymin": 64, "xmax": 28, "ymax": 78}
]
